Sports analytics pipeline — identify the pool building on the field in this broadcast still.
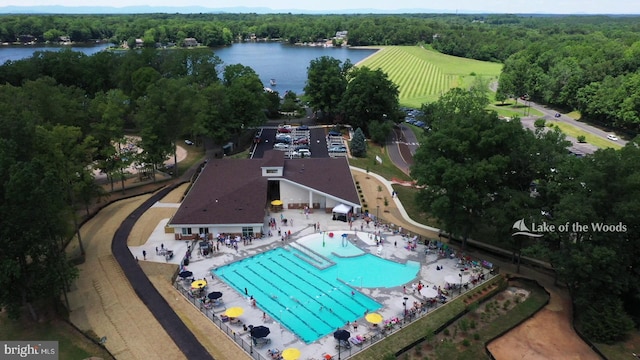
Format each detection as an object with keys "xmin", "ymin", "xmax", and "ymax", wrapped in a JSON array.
[{"xmin": 168, "ymin": 150, "xmax": 362, "ymax": 240}]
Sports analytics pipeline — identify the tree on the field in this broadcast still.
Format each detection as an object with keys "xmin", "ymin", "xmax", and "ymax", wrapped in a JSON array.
[
  {"xmin": 304, "ymin": 56, "xmax": 351, "ymax": 122},
  {"xmin": 411, "ymin": 88, "xmax": 541, "ymax": 250},
  {"xmin": 340, "ymin": 66, "xmax": 399, "ymax": 137},
  {"xmin": 222, "ymin": 64, "xmax": 267, "ymax": 136},
  {"xmin": 350, "ymin": 127, "xmax": 367, "ymax": 157}
]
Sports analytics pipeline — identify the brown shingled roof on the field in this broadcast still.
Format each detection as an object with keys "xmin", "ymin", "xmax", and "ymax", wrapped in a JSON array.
[
  {"xmin": 282, "ymin": 157, "xmax": 360, "ymax": 205},
  {"xmin": 170, "ymin": 158, "xmax": 268, "ymax": 226},
  {"xmin": 170, "ymin": 152, "xmax": 360, "ymax": 227}
]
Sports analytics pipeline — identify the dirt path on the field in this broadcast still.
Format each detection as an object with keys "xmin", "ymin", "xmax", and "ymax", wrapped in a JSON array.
[
  {"xmin": 487, "ymin": 285, "xmax": 600, "ymax": 360},
  {"xmin": 352, "ymin": 168, "xmax": 602, "ymax": 360},
  {"xmin": 68, "ymin": 185, "xmax": 248, "ymax": 360},
  {"xmin": 67, "ymin": 195, "xmax": 184, "ymax": 360}
]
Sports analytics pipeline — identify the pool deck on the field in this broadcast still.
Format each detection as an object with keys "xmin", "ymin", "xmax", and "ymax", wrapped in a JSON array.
[{"xmin": 130, "ymin": 207, "xmax": 489, "ymax": 360}]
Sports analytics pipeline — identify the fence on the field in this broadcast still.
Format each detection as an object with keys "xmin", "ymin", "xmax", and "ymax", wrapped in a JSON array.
[{"xmin": 173, "ymin": 270, "xmax": 496, "ymax": 360}]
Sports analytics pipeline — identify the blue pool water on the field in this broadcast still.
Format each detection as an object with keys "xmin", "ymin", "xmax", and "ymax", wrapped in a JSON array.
[{"xmin": 213, "ymin": 237, "xmax": 420, "ymax": 343}]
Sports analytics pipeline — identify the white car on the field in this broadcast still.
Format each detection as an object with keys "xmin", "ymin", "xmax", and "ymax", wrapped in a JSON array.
[
  {"xmin": 184, "ymin": 139, "xmax": 194, "ymax": 145},
  {"xmin": 296, "ymin": 149, "xmax": 311, "ymax": 158},
  {"xmin": 273, "ymin": 143, "xmax": 290, "ymax": 150},
  {"xmin": 607, "ymin": 134, "xmax": 619, "ymax": 141}
]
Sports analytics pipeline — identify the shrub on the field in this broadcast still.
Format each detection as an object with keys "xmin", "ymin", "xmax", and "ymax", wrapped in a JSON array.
[
  {"xmin": 534, "ymin": 118, "xmax": 546, "ymax": 127},
  {"xmin": 462, "ymin": 339, "xmax": 471, "ymax": 347},
  {"xmin": 469, "ymin": 320, "xmax": 476, "ymax": 329},
  {"xmin": 503, "ymin": 300, "xmax": 511, "ymax": 310},
  {"xmin": 443, "ymin": 328, "xmax": 450, "ymax": 336},
  {"xmin": 577, "ymin": 135, "xmax": 586, "ymax": 143},
  {"xmin": 473, "ymin": 333, "xmax": 480, "ymax": 340},
  {"xmin": 458, "ymin": 318, "xmax": 469, "ymax": 332}
]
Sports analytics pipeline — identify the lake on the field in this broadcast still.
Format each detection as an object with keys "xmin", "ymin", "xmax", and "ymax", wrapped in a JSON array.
[{"xmin": 0, "ymin": 42, "xmax": 377, "ymax": 95}]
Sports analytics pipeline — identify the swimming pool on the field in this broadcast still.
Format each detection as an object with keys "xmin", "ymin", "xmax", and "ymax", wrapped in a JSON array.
[{"xmin": 213, "ymin": 237, "xmax": 420, "ymax": 343}]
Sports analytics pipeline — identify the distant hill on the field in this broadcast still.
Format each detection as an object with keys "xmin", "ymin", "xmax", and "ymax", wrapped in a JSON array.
[{"xmin": 0, "ymin": 5, "xmax": 448, "ymax": 14}]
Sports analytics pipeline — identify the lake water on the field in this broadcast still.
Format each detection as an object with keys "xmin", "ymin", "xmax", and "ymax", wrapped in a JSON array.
[
  {"xmin": 0, "ymin": 42, "xmax": 377, "ymax": 94},
  {"xmin": 212, "ymin": 42, "xmax": 377, "ymax": 94}
]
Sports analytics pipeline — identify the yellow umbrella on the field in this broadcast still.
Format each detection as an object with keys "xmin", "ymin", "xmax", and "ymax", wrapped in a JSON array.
[
  {"xmin": 365, "ymin": 313, "xmax": 383, "ymax": 324},
  {"xmin": 281, "ymin": 348, "xmax": 301, "ymax": 360},
  {"xmin": 224, "ymin": 307, "xmax": 244, "ymax": 318},
  {"xmin": 271, "ymin": 200, "xmax": 283, "ymax": 206},
  {"xmin": 191, "ymin": 279, "xmax": 207, "ymax": 289}
]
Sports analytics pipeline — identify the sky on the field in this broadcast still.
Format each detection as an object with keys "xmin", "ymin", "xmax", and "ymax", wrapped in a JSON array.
[{"xmin": 1, "ymin": 0, "xmax": 639, "ymax": 14}]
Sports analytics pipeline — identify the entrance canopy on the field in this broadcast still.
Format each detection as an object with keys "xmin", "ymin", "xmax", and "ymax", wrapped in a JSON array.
[{"xmin": 332, "ymin": 204, "xmax": 351, "ymax": 215}]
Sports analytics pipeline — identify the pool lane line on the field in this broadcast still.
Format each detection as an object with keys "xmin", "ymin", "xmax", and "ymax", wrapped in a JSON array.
[
  {"xmin": 247, "ymin": 261, "xmax": 337, "ymax": 327},
  {"xmin": 275, "ymin": 252, "xmax": 374, "ymax": 313},
  {"xmin": 237, "ymin": 267, "xmax": 327, "ymax": 340},
  {"xmin": 267, "ymin": 256, "xmax": 363, "ymax": 320}
]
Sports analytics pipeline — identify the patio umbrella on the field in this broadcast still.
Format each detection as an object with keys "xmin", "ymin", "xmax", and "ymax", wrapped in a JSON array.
[
  {"xmin": 271, "ymin": 200, "xmax": 283, "ymax": 206},
  {"xmin": 224, "ymin": 307, "xmax": 244, "ymax": 318},
  {"xmin": 207, "ymin": 291, "xmax": 223, "ymax": 300},
  {"xmin": 421, "ymin": 287, "xmax": 439, "ymax": 298},
  {"xmin": 250, "ymin": 325, "xmax": 271, "ymax": 338},
  {"xmin": 333, "ymin": 329, "xmax": 350, "ymax": 341},
  {"xmin": 365, "ymin": 313, "xmax": 383, "ymax": 324},
  {"xmin": 281, "ymin": 348, "xmax": 301, "ymax": 360},
  {"xmin": 191, "ymin": 279, "xmax": 207, "ymax": 289},
  {"xmin": 178, "ymin": 271, "xmax": 193, "ymax": 278}
]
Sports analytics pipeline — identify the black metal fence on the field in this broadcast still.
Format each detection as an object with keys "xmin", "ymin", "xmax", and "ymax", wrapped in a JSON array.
[{"xmin": 174, "ymin": 271, "xmax": 495, "ymax": 360}]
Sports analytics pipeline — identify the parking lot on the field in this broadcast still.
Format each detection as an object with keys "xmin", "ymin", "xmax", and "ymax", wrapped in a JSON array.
[{"xmin": 251, "ymin": 125, "xmax": 348, "ymax": 159}]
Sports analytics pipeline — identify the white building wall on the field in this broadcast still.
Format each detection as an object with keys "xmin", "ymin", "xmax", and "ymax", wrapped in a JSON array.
[{"xmin": 280, "ymin": 181, "xmax": 309, "ymax": 207}]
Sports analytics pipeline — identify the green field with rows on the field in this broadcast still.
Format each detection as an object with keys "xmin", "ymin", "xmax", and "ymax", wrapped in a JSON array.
[{"xmin": 358, "ymin": 46, "xmax": 503, "ymax": 108}]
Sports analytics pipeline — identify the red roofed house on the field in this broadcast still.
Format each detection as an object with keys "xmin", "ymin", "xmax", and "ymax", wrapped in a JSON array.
[{"xmin": 168, "ymin": 150, "xmax": 361, "ymax": 239}]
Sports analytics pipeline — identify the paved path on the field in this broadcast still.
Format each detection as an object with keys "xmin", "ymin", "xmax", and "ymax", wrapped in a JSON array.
[{"xmin": 111, "ymin": 185, "xmax": 214, "ymax": 360}]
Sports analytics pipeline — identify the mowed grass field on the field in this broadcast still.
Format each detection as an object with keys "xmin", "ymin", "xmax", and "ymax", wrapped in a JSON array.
[{"xmin": 358, "ymin": 46, "xmax": 503, "ymax": 108}]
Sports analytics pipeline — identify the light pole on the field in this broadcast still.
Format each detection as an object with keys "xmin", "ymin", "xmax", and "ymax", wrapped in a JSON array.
[
  {"xmin": 403, "ymin": 296, "xmax": 408, "ymax": 317},
  {"xmin": 459, "ymin": 272, "xmax": 463, "ymax": 295}
]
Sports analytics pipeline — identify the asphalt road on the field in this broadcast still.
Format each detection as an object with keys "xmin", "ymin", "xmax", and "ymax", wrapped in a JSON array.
[{"xmin": 520, "ymin": 100, "xmax": 627, "ymax": 151}]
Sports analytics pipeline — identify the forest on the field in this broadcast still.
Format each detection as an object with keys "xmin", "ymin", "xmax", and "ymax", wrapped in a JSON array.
[{"xmin": 2, "ymin": 13, "xmax": 640, "ymax": 130}]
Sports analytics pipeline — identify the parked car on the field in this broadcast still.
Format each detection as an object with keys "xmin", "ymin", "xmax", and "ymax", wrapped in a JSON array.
[
  {"xmin": 273, "ymin": 143, "xmax": 290, "ymax": 150},
  {"xmin": 293, "ymin": 137, "xmax": 309, "ymax": 145},
  {"xmin": 297, "ymin": 125, "xmax": 309, "ymax": 131},
  {"xmin": 328, "ymin": 130, "xmax": 341, "ymax": 137},
  {"xmin": 295, "ymin": 149, "xmax": 312, "ymax": 158},
  {"xmin": 294, "ymin": 144, "xmax": 310, "ymax": 151},
  {"xmin": 184, "ymin": 139, "xmax": 194, "ymax": 145},
  {"xmin": 276, "ymin": 134, "xmax": 292, "ymax": 143},
  {"xmin": 607, "ymin": 134, "xmax": 619, "ymax": 141},
  {"xmin": 328, "ymin": 146, "xmax": 347, "ymax": 153},
  {"xmin": 277, "ymin": 125, "xmax": 292, "ymax": 133}
]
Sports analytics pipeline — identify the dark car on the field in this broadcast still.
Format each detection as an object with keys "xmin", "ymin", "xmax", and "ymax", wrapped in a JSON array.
[
  {"xmin": 328, "ymin": 130, "xmax": 341, "ymax": 137},
  {"xmin": 297, "ymin": 125, "xmax": 310, "ymax": 131},
  {"xmin": 554, "ymin": 113, "xmax": 561, "ymax": 118}
]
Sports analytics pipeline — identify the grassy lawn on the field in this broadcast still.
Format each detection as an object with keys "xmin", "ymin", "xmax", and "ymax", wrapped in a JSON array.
[
  {"xmin": 175, "ymin": 142, "xmax": 207, "ymax": 176},
  {"xmin": 594, "ymin": 332, "xmax": 640, "ymax": 360},
  {"xmin": 0, "ymin": 316, "xmax": 113, "ymax": 360},
  {"xmin": 546, "ymin": 121, "xmax": 623, "ymax": 149},
  {"xmin": 488, "ymin": 99, "xmax": 543, "ymax": 119},
  {"xmin": 358, "ymin": 46, "xmax": 502, "ymax": 109},
  {"xmin": 392, "ymin": 184, "xmax": 441, "ymax": 228},
  {"xmin": 348, "ymin": 143, "xmax": 412, "ymax": 182}
]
